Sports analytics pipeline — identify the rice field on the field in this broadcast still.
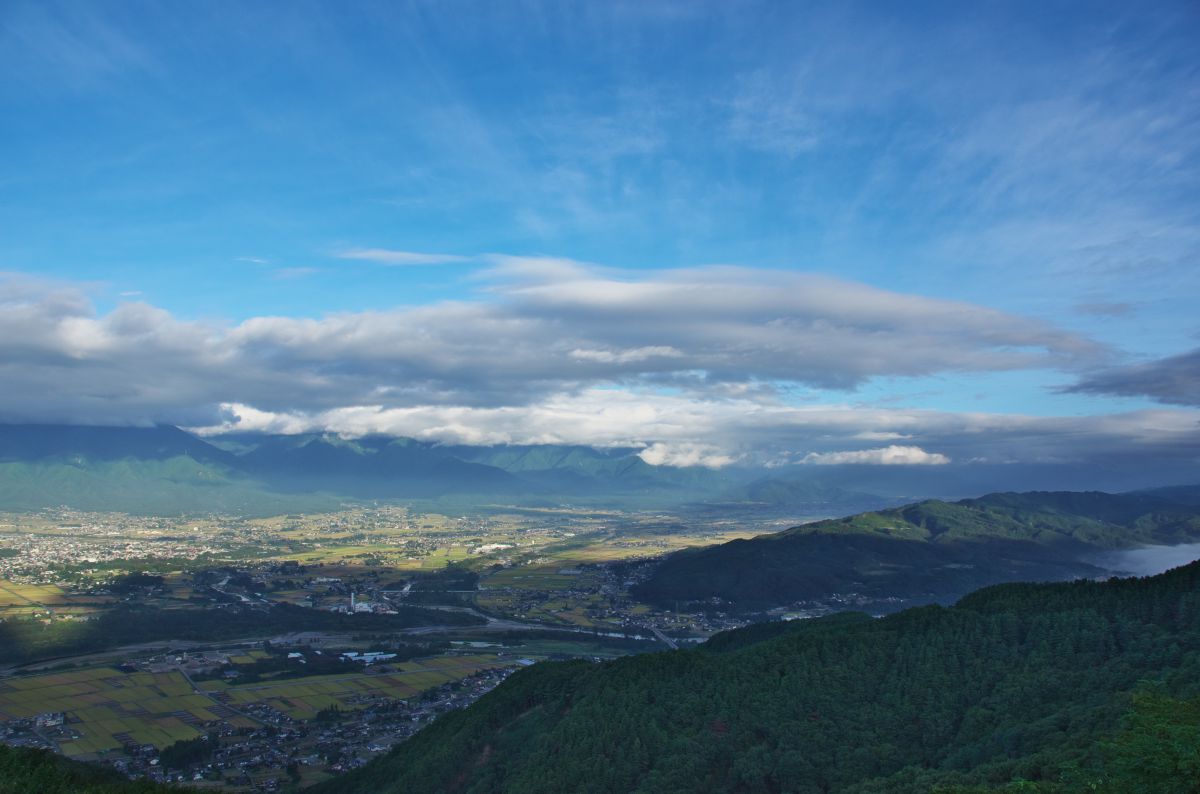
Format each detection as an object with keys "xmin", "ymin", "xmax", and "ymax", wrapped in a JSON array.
[
  {"xmin": 0, "ymin": 652, "xmax": 514, "ymax": 759},
  {"xmin": 196, "ymin": 652, "xmax": 511, "ymax": 719},
  {"xmin": 0, "ymin": 667, "xmax": 207, "ymax": 758},
  {"xmin": 0, "ymin": 582, "xmax": 69, "ymax": 607},
  {"xmin": 201, "ymin": 653, "xmax": 510, "ymax": 720},
  {"xmin": 0, "ymin": 582, "xmax": 118, "ymax": 619}
]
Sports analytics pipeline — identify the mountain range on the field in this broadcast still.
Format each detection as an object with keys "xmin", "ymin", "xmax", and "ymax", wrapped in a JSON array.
[
  {"xmin": 0, "ymin": 424, "xmax": 1196, "ymax": 515},
  {"xmin": 0, "ymin": 424, "xmax": 745, "ymax": 513}
]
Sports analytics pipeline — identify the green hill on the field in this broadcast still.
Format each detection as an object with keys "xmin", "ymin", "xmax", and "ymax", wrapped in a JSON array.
[
  {"xmin": 317, "ymin": 561, "xmax": 1200, "ymax": 793},
  {"xmin": 632, "ymin": 490, "xmax": 1200, "ymax": 610}
]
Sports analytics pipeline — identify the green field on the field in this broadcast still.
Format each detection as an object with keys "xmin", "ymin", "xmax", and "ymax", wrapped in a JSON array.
[
  {"xmin": 205, "ymin": 654, "xmax": 511, "ymax": 720},
  {"xmin": 0, "ymin": 667, "xmax": 207, "ymax": 758}
]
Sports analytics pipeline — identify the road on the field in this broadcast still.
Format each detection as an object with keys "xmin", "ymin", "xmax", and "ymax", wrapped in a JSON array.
[{"xmin": 649, "ymin": 626, "xmax": 678, "ymax": 649}]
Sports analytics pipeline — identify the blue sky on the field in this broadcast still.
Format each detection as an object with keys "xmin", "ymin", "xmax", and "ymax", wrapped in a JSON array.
[{"xmin": 1, "ymin": 1, "xmax": 1198, "ymax": 472}]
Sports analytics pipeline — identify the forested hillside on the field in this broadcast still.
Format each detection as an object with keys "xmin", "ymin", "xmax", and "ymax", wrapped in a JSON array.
[
  {"xmin": 324, "ymin": 561, "xmax": 1200, "ymax": 793},
  {"xmin": 634, "ymin": 489, "xmax": 1200, "ymax": 609},
  {"xmin": 0, "ymin": 744, "xmax": 180, "ymax": 793}
]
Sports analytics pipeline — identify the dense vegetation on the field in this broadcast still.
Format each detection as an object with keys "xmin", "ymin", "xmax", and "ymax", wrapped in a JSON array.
[
  {"xmin": 0, "ymin": 744, "xmax": 179, "ymax": 793},
  {"xmin": 635, "ymin": 489, "xmax": 1200, "ymax": 610},
  {"xmin": 158, "ymin": 734, "xmax": 216, "ymax": 771},
  {"xmin": 0, "ymin": 603, "xmax": 482, "ymax": 666},
  {"xmin": 325, "ymin": 561, "xmax": 1200, "ymax": 793}
]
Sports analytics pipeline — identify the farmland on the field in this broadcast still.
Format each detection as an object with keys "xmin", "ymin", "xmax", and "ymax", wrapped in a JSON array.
[
  {"xmin": 201, "ymin": 654, "xmax": 511, "ymax": 721},
  {"xmin": 0, "ymin": 503, "xmax": 801, "ymax": 788},
  {"xmin": 0, "ymin": 648, "xmax": 530, "ymax": 789},
  {"xmin": 0, "ymin": 667, "xmax": 213, "ymax": 756}
]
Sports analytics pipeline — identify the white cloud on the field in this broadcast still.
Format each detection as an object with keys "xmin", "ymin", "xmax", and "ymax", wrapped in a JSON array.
[
  {"xmin": 569, "ymin": 346, "xmax": 683, "ymax": 364},
  {"xmin": 188, "ymin": 394, "xmax": 1200, "ymax": 475},
  {"xmin": 4, "ymin": 266, "xmax": 1193, "ymax": 473},
  {"xmin": 0, "ymin": 262, "xmax": 1109, "ymax": 429},
  {"xmin": 801, "ymin": 445, "xmax": 951, "ymax": 466},
  {"xmin": 338, "ymin": 248, "xmax": 469, "ymax": 266},
  {"xmin": 852, "ymin": 431, "xmax": 911, "ymax": 441},
  {"xmin": 637, "ymin": 442, "xmax": 738, "ymax": 469}
]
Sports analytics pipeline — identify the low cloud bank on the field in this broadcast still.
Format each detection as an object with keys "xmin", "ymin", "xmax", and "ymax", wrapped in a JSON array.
[
  {"xmin": 192, "ymin": 396, "xmax": 1200, "ymax": 473},
  {"xmin": 801, "ymin": 445, "xmax": 950, "ymax": 465}
]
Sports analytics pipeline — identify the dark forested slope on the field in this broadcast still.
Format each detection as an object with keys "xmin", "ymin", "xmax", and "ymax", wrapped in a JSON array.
[
  {"xmin": 633, "ymin": 489, "xmax": 1200, "ymax": 609},
  {"xmin": 0, "ymin": 744, "xmax": 181, "ymax": 793},
  {"xmin": 320, "ymin": 561, "xmax": 1200, "ymax": 793}
]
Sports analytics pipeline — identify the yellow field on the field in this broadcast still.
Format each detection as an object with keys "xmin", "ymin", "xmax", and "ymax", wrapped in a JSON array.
[
  {"xmin": 0, "ymin": 582, "xmax": 68, "ymax": 607},
  {"xmin": 0, "ymin": 581, "xmax": 120, "ymax": 617}
]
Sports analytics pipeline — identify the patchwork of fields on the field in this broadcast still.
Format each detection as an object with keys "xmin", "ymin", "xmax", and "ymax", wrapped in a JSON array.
[
  {"xmin": 0, "ymin": 653, "xmax": 513, "ymax": 760},
  {"xmin": 202, "ymin": 654, "xmax": 510, "ymax": 720},
  {"xmin": 0, "ymin": 667, "xmax": 225, "ymax": 756},
  {"xmin": 0, "ymin": 582, "xmax": 116, "ymax": 617}
]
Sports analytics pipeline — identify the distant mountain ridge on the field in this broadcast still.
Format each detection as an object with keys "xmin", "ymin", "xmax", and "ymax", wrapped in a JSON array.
[
  {"xmin": 0, "ymin": 424, "xmax": 737, "ymax": 513},
  {"xmin": 633, "ymin": 488, "xmax": 1200, "ymax": 610},
  {"xmin": 233, "ymin": 432, "xmax": 523, "ymax": 497},
  {"xmin": 0, "ymin": 424, "xmax": 334, "ymax": 514},
  {"xmin": 445, "ymin": 442, "xmax": 737, "ymax": 494},
  {"xmin": 1, "ymin": 423, "xmax": 1196, "ymax": 516},
  {"xmin": 0, "ymin": 424, "xmax": 235, "ymax": 465}
]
